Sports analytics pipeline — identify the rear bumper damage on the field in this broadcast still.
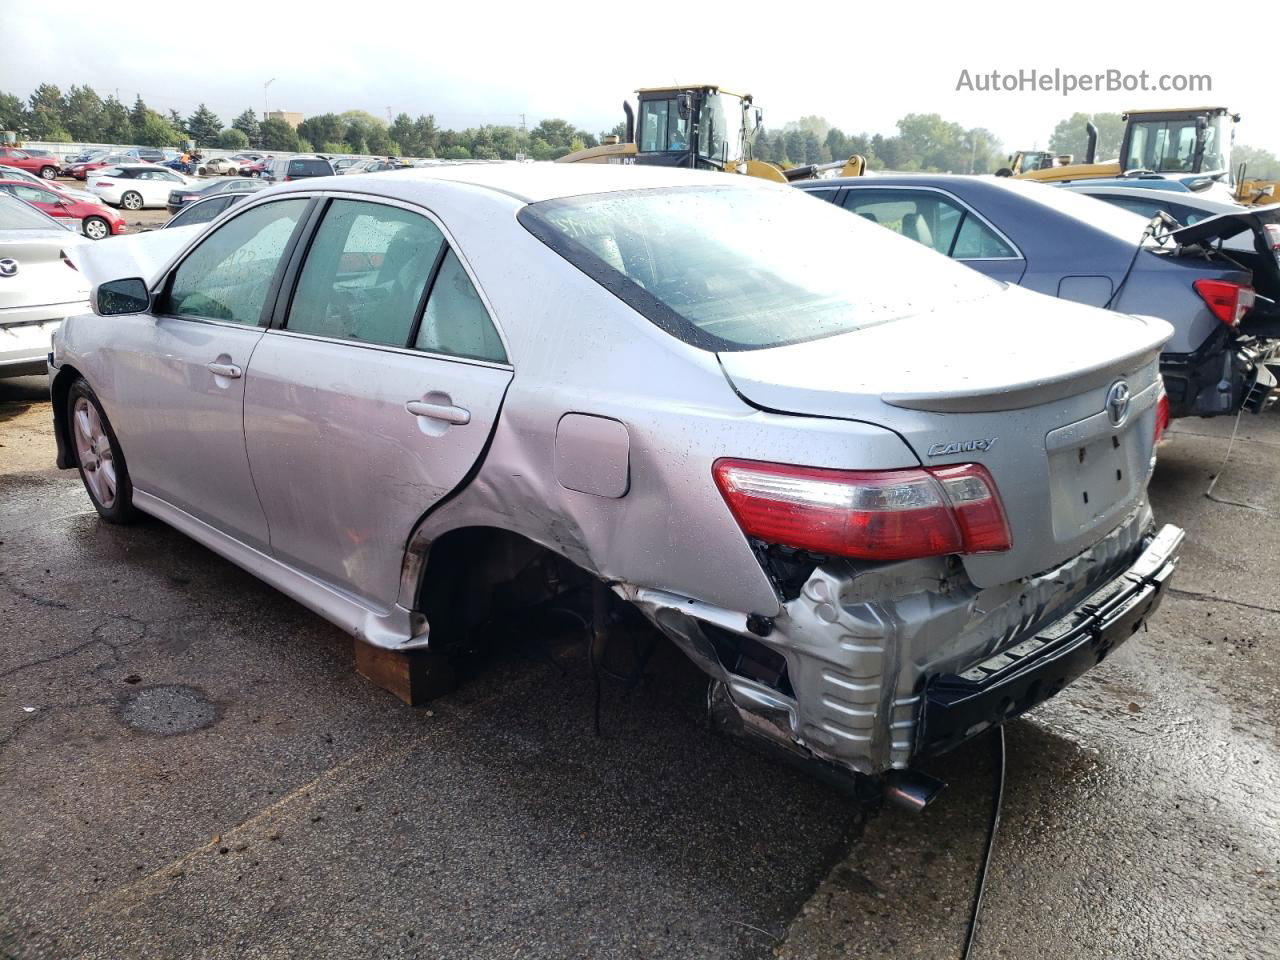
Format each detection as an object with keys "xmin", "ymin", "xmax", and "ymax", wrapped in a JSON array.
[
  {"xmin": 631, "ymin": 511, "xmax": 1183, "ymax": 783},
  {"xmin": 1161, "ymin": 328, "xmax": 1279, "ymax": 417}
]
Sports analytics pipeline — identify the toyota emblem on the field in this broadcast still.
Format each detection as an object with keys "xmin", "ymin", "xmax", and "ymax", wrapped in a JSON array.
[
  {"xmin": 1105, "ymin": 381, "xmax": 1131, "ymax": 427},
  {"xmin": 0, "ymin": 259, "xmax": 18, "ymax": 278}
]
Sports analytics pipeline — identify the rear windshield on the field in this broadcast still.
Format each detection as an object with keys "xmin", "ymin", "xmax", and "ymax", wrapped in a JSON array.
[
  {"xmin": 0, "ymin": 194, "xmax": 69, "ymax": 230},
  {"xmin": 519, "ymin": 184, "xmax": 998, "ymax": 351},
  {"xmin": 289, "ymin": 159, "xmax": 331, "ymax": 176},
  {"xmin": 995, "ymin": 179, "xmax": 1154, "ymax": 243}
]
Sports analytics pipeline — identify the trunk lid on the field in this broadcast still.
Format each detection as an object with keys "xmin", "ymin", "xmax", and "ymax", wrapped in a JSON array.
[
  {"xmin": 717, "ymin": 284, "xmax": 1172, "ymax": 587},
  {"xmin": 1169, "ymin": 203, "xmax": 1280, "ymax": 338},
  {"xmin": 0, "ymin": 230, "xmax": 90, "ymax": 314}
]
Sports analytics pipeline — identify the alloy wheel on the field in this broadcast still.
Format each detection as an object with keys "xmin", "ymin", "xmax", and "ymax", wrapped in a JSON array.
[
  {"xmin": 122, "ymin": 192, "xmax": 142, "ymax": 210},
  {"xmin": 84, "ymin": 217, "xmax": 109, "ymax": 240},
  {"xmin": 72, "ymin": 396, "xmax": 117, "ymax": 508}
]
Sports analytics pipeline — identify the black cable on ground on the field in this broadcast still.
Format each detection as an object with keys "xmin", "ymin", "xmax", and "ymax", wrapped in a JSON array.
[{"xmin": 962, "ymin": 726, "xmax": 1006, "ymax": 960}]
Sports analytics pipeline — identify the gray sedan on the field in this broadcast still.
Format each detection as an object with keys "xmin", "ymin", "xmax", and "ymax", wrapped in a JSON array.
[
  {"xmin": 50, "ymin": 165, "xmax": 1182, "ymax": 792},
  {"xmin": 797, "ymin": 175, "xmax": 1280, "ymax": 419}
]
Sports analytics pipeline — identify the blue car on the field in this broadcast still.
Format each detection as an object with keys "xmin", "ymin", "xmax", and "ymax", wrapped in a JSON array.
[{"xmin": 797, "ymin": 175, "xmax": 1280, "ymax": 418}]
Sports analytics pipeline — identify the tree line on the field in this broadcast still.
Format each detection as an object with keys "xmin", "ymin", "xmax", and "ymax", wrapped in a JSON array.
[
  {"xmin": 0, "ymin": 84, "xmax": 606, "ymax": 160},
  {"xmin": 7, "ymin": 84, "xmax": 1278, "ymax": 176},
  {"xmin": 755, "ymin": 113, "xmax": 1005, "ymax": 174}
]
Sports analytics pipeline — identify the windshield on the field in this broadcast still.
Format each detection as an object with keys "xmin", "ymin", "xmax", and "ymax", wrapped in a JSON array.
[
  {"xmin": 697, "ymin": 92, "xmax": 745, "ymax": 165},
  {"xmin": 0, "ymin": 193, "xmax": 71, "ymax": 230},
  {"xmin": 638, "ymin": 98, "xmax": 689, "ymax": 153},
  {"xmin": 1123, "ymin": 114, "xmax": 1228, "ymax": 174},
  {"xmin": 519, "ymin": 184, "xmax": 999, "ymax": 351}
]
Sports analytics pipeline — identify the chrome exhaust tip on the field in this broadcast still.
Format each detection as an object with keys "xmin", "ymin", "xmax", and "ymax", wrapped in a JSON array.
[{"xmin": 883, "ymin": 769, "xmax": 946, "ymax": 813}]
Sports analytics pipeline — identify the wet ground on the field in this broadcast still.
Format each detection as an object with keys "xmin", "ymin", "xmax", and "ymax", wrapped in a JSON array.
[{"xmin": 1, "ymin": 374, "xmax": 1277, "ymax": 958}]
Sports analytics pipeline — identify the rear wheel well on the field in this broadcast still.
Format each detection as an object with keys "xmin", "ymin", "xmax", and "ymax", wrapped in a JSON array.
[{"xmin": 414, "ymin": 527, "xmax": 595, "ymax": 652}]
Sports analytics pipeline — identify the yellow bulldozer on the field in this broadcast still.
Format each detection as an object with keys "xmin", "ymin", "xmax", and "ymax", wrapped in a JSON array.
[
  {"xmin": 555, "ymin": 84, "xmax": 866, "ymax": 183},
  {"xmin": 1001, "ymin": 106, "xmax": 1277, "ymax": 206}
]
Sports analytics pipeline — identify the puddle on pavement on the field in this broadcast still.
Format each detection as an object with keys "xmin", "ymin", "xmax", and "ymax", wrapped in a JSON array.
[{"xmin": 119, "ymin": 685, "xmax": 218, "ymax": 735}]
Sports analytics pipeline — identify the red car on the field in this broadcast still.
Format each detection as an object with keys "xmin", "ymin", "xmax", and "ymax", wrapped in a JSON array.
[
  {"xmin": 0, "ymin": 178, "xmax": 127, "ymax": 239},
  {"xmin": 66, "ymin": 152, "xmax": 140, "ymax": 181},
  {"xmin": 241, "ymin": 155, "xmax": 273, "ymax": 178},
  {"xmin": 0, "ymin": 146, "xmax": 60, "ymax": 180}
]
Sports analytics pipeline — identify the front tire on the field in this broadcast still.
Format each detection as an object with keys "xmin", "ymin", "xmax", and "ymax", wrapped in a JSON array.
[
  {"xmin": 39, "ymin": 166, "xmax": 57, "ymax": 180},
  {"xmin": 121, "ymin": 191, "xmax": 143, "ymax": 211},
  {"xmin": 83, "ymin": 216, "xmax": 110, "ymax": 240},
  {"xmin": 67, "ymin": 379, "xmax": 137, "ymax": 523}
]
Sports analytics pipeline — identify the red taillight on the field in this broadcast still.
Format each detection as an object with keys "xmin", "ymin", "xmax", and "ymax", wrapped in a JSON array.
[
  {"xmin": 94, "ymin": 180, "xmax": 112, "ymax": 186},
  {"xmin": 712, "ymin": 459, "xmax": 1011, "ymax": 561},
  {"xmin": 60, "ymin": 250, "xmax": 78, "ymax": 271},
  {"xmin": 1194, "ymin": 278, "xmax": 1254, "ymax": 327},
  {"xmin": 284, "ymin": 175, "xmax": 293, "ymax": 182},
  {"xmin": 1154, "ymin": 392, "xmax": 1170, "ymax": 445}
]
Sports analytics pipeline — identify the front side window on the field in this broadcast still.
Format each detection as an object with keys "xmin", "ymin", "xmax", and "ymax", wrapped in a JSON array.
[
  {"xmin": 168, "ymin": 198, "xmax": 309, "ymax": 324},
  {"xmin": 521, "ymin": 185, "xmax": 997, "ymax": 351},
  {"xmin": 287, "ymin": 199, "xmax": 444, "ymax": 347},
  {"xmin": 11, "ymin": 184, "xmax": 55, "ymax": 203}
]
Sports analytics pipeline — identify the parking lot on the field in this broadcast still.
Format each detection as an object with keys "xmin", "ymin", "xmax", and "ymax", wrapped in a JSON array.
[{"xmin": 1, "ymin": 370, "xmax": 1276, "ymax": 959}]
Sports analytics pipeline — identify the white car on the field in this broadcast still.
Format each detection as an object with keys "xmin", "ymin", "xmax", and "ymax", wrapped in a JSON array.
[
  {"xmin": 0, "ymin": 194, "xmax": 89, "ymax": 377},
  {"xmin": 88, "ymin": 164, "xmax": 193, "ymax": 211}
]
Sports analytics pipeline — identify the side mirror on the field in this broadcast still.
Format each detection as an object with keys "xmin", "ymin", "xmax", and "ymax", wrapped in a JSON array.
[
  {"xmin": 676, "ymin": 93, "xmax": 693, "ymax": 120},
  {"xmin": 94, "ymin": 277, "xmax": 150, "ymax": 316}
]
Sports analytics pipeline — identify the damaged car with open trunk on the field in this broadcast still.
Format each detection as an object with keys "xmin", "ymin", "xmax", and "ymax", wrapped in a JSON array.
[{"xmin": 49, "ymin": 164, "xmax": 1184, "ymax": 806}]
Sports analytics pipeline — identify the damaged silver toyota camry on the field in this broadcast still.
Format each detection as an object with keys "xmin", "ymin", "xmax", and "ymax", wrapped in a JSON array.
[{"xmin": 48, "ymin": 163, "xmax": 1184, "ymax": 793}]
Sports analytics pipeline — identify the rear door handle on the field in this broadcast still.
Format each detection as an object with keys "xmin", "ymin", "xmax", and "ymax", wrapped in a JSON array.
[
  {"xmin": 406, "ymin": 400, "xmax": 470, "ymax": 425},
  {"xmin": 206, "ymin": 361, "xmax": 242, "ymax": 379}
]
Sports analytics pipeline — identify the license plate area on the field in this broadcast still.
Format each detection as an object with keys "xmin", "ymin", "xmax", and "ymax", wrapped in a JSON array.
[{"xmin": 1047, "ymin": 422, "xmax": 1143, "ymax": 539}]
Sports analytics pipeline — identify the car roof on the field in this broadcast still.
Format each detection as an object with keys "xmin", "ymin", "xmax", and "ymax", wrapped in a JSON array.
[{"xmin": 272, "ymin": 161, "xmax": 768, "ymax": 204}]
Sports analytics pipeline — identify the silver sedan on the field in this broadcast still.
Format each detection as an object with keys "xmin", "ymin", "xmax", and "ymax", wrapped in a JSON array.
[{"xmin": 49, "ymin": 164, "xmax": 1183, "ymax": 789}]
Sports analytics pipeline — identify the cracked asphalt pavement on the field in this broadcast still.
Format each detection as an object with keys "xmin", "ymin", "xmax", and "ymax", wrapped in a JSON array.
[{"xmin": 2, "ymin": 374, "xmax": 1277, "ymax": 959}]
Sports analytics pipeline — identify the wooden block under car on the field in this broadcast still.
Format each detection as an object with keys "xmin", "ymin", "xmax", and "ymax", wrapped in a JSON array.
[{"xmin": 352, "ymin": 638, "xmax": 457, "ymax": 706}]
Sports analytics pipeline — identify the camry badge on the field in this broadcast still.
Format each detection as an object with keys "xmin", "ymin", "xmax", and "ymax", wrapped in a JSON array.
[
  {"xmin": 927, "ymin": 438, "xmax": 997, "ymax": 457},
  {"xmin": 1105, "ymin": 381, "xmax": 1131, "ymax": 427}
]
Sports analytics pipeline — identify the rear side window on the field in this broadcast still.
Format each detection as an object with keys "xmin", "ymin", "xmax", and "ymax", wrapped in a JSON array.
[
  {"xmin": 415, "ymin": 250, "xmax": 507, "ymax": 362},
  {"xmin": 287, "ymin": 199, "xmax": 445, "ymax": 347},
  {"xmin": 169, "ymin": 195, "xmax": 233, "ymax": 228},
  {"xmin": 168, "ymin": 198, "xmax": 309, "ymax": 324},
  {"xmin": 840, "ymin": 189, "xmax": 1015, "ymax": 260}
]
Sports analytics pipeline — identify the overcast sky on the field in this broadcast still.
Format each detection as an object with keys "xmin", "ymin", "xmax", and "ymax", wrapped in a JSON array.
[{"xmin": 5, "ymin": 5, "xmax": 1277, "ymax": 154}]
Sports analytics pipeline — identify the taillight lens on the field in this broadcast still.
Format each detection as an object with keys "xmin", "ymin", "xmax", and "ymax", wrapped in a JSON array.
[
  {"xmin": 1194, "ymin": 278, "xmax": 1254, "ymax": 327},
  {"xmin": 94, "ymin": 180, "xmax": 112, "ymax": 186},
  {"xmin": 1154, "ymin": 391, "xmax": 1169, "ymax": 444},
  {"xmin": 712, "ymin": 459, "xmax": 1011, "ymax": 561},
  {"xmin": 60, "ymin": 250, "xmax": 78, "ymax": 270}
]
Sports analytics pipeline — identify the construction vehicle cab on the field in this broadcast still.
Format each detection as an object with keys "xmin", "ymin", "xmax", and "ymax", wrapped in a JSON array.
[
  {"xmin": 557, "ymin": 85, "xmax": 760, "ymax": 172},
  {"xmin": 1118, "ymin": 107, "xmax": 1235, "ymax": 178}
]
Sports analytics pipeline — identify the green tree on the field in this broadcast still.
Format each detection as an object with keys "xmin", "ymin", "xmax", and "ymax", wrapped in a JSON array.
[
  {"xmin": 0, "ymin": 91, "xmax": 23, "ymax": 133},
  {"xmin": 1048, "ymin": 112, "xmax": 1123, "ymax": 163},
  {"xmin": 185, "ymin": 103, "xmax": 223, "ymax": 146},
  {"xmin": 531, "ymin": 118, "xmax": 577, "ymax": 150},
  {"xmin": 1236, "ymin": 144, "xmax": 1280, "ymax": 180},
  {"xmin": 784, "ymin": 130, "xmax": 804, "ymax": 165},
  {"xmin": 297, "ymin": 113, "xmax": 344, "ymax": 150},
  {"xmin": 344, "ymin": 122, "xmax": 367, "ymax": 154},
  {"xmin": 231, "ymin": 109, "xmax": 260, "ymax": 147},
  {"xmin": 216, "ymin": 127, "xmax": 249, "ymax": 150},
  {"xmin": 101, "ymin": 96, "xmax": 132, "ymax": 143},
  {"xmin": 135, "ymin": 111, "xmax": 179, "ymax": 147},
  {"xmin": 129, "ymin": 95, "xmax": 150, "ymax": 135},
  {"xmin": 26, "ymin": 83, "xmax": 68, "ymax": 140},
  {"xmin": 412, "ymin": 115, "xmax": 439, "ymax": 156},
  {"xmin": 167, "ymin": 110, "xmax": 187, "ymax": 137},
  {"xmin": 802, "ymin": 130, "xmax": 823, "ymax": 164},
  {"xmin": 389, "ymin": 113, "xmax": 416, "ymax": 155},
  {"xmin": 62, "ymin": 85, "xmax": 104, "ymax": 141},
  {"xmin": 443, "ymin": 145, "xmax": 471, "ymax": 160},
  {"xmin": 259, "ymin": 117, "xmax": 299, "ymax": 151},
  {"xmin": 366, "ymin": 126, "xmax": 393, "ymax": 155}
]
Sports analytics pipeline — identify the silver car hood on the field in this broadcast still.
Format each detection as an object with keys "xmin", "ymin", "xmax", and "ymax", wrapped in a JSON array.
[
  {"xmin": 69, "ymin": 224, "xmax": 202, "ymax": 290},
  {"xmin": 718, "ymin": 284, "xmax": 1173, "ymax": 587}
]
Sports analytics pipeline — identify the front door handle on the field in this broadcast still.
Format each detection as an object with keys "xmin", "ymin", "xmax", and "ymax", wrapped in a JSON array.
[
  {"xmin": 406, "ymin": 399, "xmax": 470, "ymax": 425},
  {"xmin": 206, "ymin": 361, "xmax": 242, "ymax": 379}
]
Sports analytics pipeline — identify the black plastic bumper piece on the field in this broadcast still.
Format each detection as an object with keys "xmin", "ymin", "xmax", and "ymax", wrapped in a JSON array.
[{"xmin": 919, "ymin": 524, "xmax": 1184, "ymax": 758}]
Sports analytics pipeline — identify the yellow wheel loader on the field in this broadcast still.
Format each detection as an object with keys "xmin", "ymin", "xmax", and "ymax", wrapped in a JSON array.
[
  {"xmin": 1003, "ymin": 107, "xmax": 1277, "ymax": 205},
  {"xmin": 555, "ymin": 85, "xmax": 865, "ymax": 183}
]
